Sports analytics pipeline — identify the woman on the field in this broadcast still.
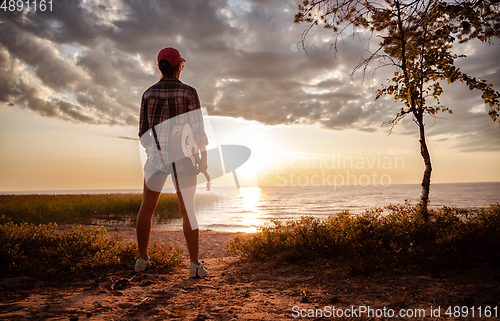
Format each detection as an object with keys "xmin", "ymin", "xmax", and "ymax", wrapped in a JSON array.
[{"xmin": 136, "ymin": 47, "xmax": 208, "ymax": 278}]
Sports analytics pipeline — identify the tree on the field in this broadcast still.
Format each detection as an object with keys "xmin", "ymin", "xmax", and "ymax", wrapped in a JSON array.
[{"xmin": 295, "ymin": 0, "xmax": 500, "ymax": 219}]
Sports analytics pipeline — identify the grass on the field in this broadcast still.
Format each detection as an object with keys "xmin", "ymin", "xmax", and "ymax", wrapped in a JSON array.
[
  {"xmin": 0, "ymin": 222, "xmax": 182, "ymax": 276},
  {"xmin": 228, "ymin": 203, "xmax": 500, "ymax": 273},
  {"xmin": 3, "ymin": 192, "xmax": 497, "ymax": 277},
  {"xmin": 0, "ymin": 193, "xmax": 220, "ymax": 225},
  {"xmin": 0, "ymin": 192, "xmax": 220, "ymax": 277}
]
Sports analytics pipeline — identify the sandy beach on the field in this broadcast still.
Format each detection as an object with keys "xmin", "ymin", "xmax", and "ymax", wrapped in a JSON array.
[
  {"xmin": 1, "ymin": 226, "xmax": 499, "ymax": 320},
  {"xmin": 92, "ymin": 225, "xmax": 245, "ymax": 261}
]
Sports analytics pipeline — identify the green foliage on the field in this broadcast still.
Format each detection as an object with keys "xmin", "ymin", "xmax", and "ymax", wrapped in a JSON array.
[
  {"xmin": 0, "ymin": 193, "xmax": 220, "ymax": 225},
  {"xmin": 295, "ymin": 0, "xmax": 500, "ymax": 124},
  {"xmin": 228, "ymin": 203, "xmax": 500, "ymax": 272},
  {"xmin": 0, "ymin": 222, "xmax": 182, "ymax": 276}
]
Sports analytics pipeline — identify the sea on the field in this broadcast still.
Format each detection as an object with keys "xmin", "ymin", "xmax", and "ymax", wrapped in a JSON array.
[
  {"xmin": 6, "ymin": 182, "xmax": 500, "ymax": 233},
  {"xmin": 178, "ymin": 182, "xmax": 500, "ymax": 232}
]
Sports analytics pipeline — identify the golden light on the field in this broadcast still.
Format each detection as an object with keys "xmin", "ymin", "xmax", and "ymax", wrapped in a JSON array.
[{"xmin": 237, "ymin": 186, "xmax": 264, "ymax": 233}]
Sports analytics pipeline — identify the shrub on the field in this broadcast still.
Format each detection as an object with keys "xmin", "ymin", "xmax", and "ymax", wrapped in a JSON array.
[
  {"xmin": 0, "ymin": 222, "xmax": 182, "ymax": 276},
  {"xmin": 227, "ymin": 203, "xmax": 500, "ymax": 271}
]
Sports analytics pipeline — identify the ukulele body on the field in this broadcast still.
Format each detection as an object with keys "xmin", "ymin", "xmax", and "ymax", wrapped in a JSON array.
[{"xmin": 171, "ymin": 123, "xmax": 211, "ymax": 191}]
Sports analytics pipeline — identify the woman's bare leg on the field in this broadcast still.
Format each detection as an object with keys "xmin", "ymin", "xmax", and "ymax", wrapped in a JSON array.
[
  {"xmin": 174, "ymin": 174, "xmax": 200, "ymax": 265},
  {"xmin": 136, "ymin": 177, "xmax": 165, "ymax": 261}
]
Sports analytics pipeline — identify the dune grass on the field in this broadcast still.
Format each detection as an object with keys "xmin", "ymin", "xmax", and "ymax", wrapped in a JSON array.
[
  {"xmin": 228, "ymin": 203, "xmax": 500, "ymax": 273},
  {"xmin": 0, "ymin": 192, "xmax": 221, "ymax": 276},
  {"xmin": 0, "ymin": 222, "xmax": 182, "ymax": 276},
  {"xmin": 3, "ymin": 192, "xmax": 497, "ymax": 276},
  {"xmin": 0, "ymin": 193, "xmax": 220, "ymax": 225}
]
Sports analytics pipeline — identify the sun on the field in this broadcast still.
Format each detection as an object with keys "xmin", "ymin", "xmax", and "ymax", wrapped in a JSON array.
[{"xmin": 208, "ymin": 116, "xmax": 287, "ymax": 175}]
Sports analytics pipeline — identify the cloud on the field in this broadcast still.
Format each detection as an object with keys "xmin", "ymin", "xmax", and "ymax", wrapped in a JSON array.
[{"xmin": 0, "ymin": 0, "xmax": 499, "ymax": 150}]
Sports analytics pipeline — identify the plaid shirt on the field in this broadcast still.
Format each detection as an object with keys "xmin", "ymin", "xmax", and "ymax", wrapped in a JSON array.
[{"xmin": 139, "ymin": 77, "xmax": 208, "ymax": 171}]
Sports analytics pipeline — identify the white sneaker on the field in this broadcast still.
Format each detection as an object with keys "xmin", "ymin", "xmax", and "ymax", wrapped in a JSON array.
[
  {"xmin": 135, "ymin": 258, "xmax": 150, "ymax": 272},
  {"xmin": 189, "ymin": 262, "xmax": 208, "ymax": 278}
]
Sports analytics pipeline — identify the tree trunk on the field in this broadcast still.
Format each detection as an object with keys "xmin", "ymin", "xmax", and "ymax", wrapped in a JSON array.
[{"xmin": 417, "ymin": 114, "xmax": 432, "ymax": 221}]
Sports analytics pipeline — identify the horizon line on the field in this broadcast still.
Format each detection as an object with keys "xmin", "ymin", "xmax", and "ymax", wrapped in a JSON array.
[{"xmin": 1, "ymin": 181, "xmax": 500, "ymax": 195}]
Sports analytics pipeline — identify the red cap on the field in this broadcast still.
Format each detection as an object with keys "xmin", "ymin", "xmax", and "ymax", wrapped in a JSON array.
[{"xmin": 157, "ymin": 47, "xmax": 186, "ymax": 66}]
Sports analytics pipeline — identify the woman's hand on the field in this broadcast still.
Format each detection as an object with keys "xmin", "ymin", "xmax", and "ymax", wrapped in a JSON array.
[{"xmin": 198, "ymin": 150, "xmax": 208, "ymax": 173}]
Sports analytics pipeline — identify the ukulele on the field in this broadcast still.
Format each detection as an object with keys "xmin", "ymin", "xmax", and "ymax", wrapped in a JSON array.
[{"xmin": 171, "ymin": 123, "xmax": 211, "ymax": 191}]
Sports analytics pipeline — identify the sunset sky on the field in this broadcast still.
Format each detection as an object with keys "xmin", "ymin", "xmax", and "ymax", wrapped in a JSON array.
[{"xmin": 1, "ymin": 0, "xmax": 499, "ymax": 192}]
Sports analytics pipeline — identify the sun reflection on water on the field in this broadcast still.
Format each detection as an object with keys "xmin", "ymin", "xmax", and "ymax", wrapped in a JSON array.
[{"xmin": 237, "ymin": 186, "xmax": 263, "ymax": 233}]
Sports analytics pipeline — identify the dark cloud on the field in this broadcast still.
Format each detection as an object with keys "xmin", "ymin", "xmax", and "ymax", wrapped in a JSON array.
[
  {"xmin": 0, "ymin": 0, "xmax": 102, "ymax": 46},
  {"xmin": 0, "ymin": 0, "xmax": 499, "ymax": 150}
]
